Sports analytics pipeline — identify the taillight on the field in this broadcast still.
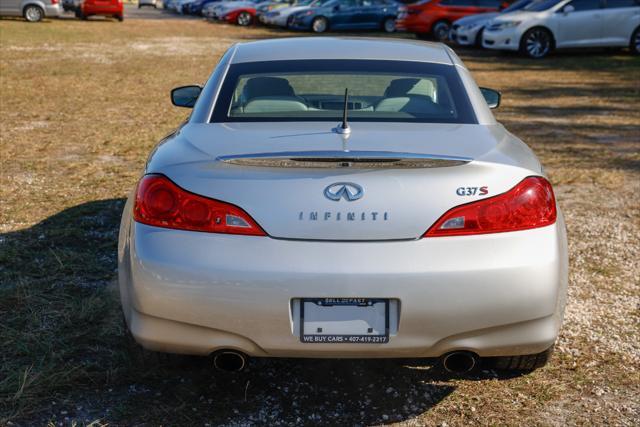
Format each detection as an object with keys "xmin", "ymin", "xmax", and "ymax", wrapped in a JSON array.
[
  {"xmin": 133, "ymin": 174, "xmax": 266, "ymax": 236},
  {"xmin": 51, "ymin": 0, "xmax": 58, "ymax": 4},
  {"xmin": 424, "ymin": 176, "xmax": 556, "ymax": 237}
]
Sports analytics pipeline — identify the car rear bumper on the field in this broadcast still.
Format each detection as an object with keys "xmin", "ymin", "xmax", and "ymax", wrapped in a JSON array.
[
  {"xmin": 45, "ymin": 3, "xmax": 62, "ymax": 16},
  {"xmin": 482, "ymin": 28, "xmax": 521, "ymax": 51},
  {"xmin": 395, "ymin": 16, "xmax": 430, "ymax": 33},
  {"xmin": 119, "ymin": 215, "xmax": 568, "ymax": 358}
]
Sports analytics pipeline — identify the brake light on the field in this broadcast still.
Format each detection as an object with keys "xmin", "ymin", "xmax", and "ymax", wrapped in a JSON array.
[
  {"xmin": 133, "ymin": 174, "xmax": 266, "ymax": 236},
  {"xmin": 51, "ymin": 0, "xmax": 58, "ymax": 4},
  {"xmin": 424, "ymin": 176, "xmax": 556, "ymax": 237}
]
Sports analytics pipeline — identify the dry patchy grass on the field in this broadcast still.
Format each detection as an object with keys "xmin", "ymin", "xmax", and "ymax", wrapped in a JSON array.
[{"xmin": 1, "ymin": 16, "xmax": 639, "ymax": 426}]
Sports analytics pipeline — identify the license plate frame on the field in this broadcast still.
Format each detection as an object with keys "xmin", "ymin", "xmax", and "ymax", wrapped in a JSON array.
[{"xmin": 299, "ymin": 298, "xmax": 390, "ymax": 344}]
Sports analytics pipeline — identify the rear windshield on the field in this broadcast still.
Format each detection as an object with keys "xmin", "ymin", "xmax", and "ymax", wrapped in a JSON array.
[{"xmin": 211, "ymin": 60, "xmax": 477, "ymax": 124}]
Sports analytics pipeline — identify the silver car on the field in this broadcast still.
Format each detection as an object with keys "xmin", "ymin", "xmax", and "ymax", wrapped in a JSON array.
[
  {"xmin": 119, "ymin": 37, "xmax": 568, "ymax": 374},
  {"xmin": 450, "ymin": 0, "xmax": 535, "ymax": 47},
  {"xmin": 0, "ymin": 0, "xmax": 61, "ymax": 21}
]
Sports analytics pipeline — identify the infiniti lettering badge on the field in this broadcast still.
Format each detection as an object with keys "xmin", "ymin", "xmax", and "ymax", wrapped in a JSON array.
[{"xmin": 324, "ymin": 182, "xmax": 364, "ymax": 202}]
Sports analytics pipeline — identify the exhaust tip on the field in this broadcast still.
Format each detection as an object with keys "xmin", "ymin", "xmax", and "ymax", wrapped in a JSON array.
[
  {"xmin": 442, "ymin": 351, "xmax": 478, "ymax": 374},
  {"xmin": 213, "ymin": 350, "xmax": 247, "ymax": 372}
]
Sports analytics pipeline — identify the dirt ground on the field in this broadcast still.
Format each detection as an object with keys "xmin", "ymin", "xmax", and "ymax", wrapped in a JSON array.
[{"xmin": 1, "ymin": 13, "xmax": 639, "ymax": 426}]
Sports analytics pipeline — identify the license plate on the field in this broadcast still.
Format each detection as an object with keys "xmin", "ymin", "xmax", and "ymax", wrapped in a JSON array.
[{"xmin": 300, "ymin": 298, "xmax": 389, "ymax": 344}]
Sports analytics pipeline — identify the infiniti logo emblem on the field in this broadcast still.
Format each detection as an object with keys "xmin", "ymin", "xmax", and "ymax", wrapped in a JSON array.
[{"xmin": 324, "ymin": 182, "xmax": 364, "ymax": 202}]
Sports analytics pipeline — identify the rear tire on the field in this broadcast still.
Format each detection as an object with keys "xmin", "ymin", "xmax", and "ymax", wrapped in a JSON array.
[
  {"xmin": 520, "ymin": 27, "xmax": 554, "ymax": 59},
  {"xmin": 236, "ymin": 11, "xmax": 252, "ymax": 26},
  {"xmin": 492, "ymin": 345, "xmax": 554, "ymax": 371},
  {"xmin": 23, "ymin": 5, "xmax": 44, "ymax": 22},
  {"xmin": 431, "ymin": 20, "xmax": 450, "ymax": 42},
  {"xmin": 116, "ymin": 14, "xmax": 124, "ymax": 21},
  {"xmin": 631, "ymin": 27, "xmax": 640, "ymax": 55},
  {"xmin": 382, "ymin": 17, "xmax": 395, "ymax": 33},
  {"xmin": 311, "ymin": 16, "xmax": 328, "ymax": 33}
]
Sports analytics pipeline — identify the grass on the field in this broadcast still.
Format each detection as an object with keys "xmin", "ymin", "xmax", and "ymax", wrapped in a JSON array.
[{"xmin": 1, "ymin": 13, "xmax": 639, "ymax": 426}]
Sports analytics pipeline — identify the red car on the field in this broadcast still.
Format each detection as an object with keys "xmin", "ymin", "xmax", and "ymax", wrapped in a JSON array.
[
  {"xmin": 76, "ymin": 0, "xmax": 124, "ymax": 21},
  {"xmin": 396, "ymin": 0, "xmax": 508, "ymax": 41},
  {"xmin": 217, "ymin": 1, "xmax": 259, "ymax": 27}
]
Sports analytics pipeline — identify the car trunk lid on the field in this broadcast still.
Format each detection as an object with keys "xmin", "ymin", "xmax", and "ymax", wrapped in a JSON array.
[{"xmin": 149, "ymin": 122, "xmax": 535, "ymax": 241}]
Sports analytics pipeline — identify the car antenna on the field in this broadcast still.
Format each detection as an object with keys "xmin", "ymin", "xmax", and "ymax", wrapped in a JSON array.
[{"xmin": 336, "ymin": 88, "xmax": 351, "ymax": 135}]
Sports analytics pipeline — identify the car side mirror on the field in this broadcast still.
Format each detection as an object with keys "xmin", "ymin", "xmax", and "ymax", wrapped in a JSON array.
[
  {"xmin": 171, "ymin": 85, "xmax": 202, "ymax": 108},
  {"xmin": 480, "ymin": 87, "xmax": 501, "ymax": 109},
  {"xmin": 562, "ymin": 4, "xmax": 574, "ymax": 13}
]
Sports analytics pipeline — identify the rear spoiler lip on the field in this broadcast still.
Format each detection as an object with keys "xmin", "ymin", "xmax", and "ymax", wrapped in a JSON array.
[{"xmin": 216, "ymin": 150, "xmax": 472, "ymax": 168}]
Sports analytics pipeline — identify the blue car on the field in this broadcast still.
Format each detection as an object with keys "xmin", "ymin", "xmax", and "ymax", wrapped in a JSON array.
[
  {"xmin": 187, "ymin": 0, "xmax": 222, "ymax": 15},
  {"xmin": 288, "ymin": 0, "xmax": 400, "ymax": 33}
]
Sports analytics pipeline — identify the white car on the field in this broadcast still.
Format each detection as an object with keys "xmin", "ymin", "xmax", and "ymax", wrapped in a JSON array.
[
  {"xmin": 482, "ymin": 0, "xmax": 640, "ymax": 58},
  {"xmin": 451, "ymin": 0, "xmax": 534, "ymax": 47}
]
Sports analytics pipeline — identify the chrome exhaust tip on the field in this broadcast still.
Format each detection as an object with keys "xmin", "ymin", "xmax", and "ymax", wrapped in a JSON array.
[
  {"xmin": 441, "ymin": 351, "xmax": 478, "ymax": 374},
  {"xmin": 213, "ymin": 350, "xmax": 247, "ymax": 372}
]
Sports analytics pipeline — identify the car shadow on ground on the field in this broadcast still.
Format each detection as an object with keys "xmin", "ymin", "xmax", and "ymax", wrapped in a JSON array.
[{"xmin": 1, "ymin": 199, "xmax": 530, "ymax": 424}]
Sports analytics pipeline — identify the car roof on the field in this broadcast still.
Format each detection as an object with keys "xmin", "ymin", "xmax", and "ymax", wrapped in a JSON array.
[{"xmin": 229, "ymin": 37, "xmax": 458, "ymax": 66}]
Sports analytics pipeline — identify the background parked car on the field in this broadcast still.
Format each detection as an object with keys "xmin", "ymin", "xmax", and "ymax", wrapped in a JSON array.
[
  {"xmin": 211, "ymin": 0, "xmax": 262, "ymax": 24},
  {"xmin": 0, "ymin": 0, "xmax": 61, "ymax": 21},
  {"xmin": 186, "ymin": 0, "xmax": 220, "ymax": 14},
  {"xmin": 76, "ymin": 0, "xmax": 123, "ymax": 20},
  {"xmin": 62, "ymin": 0, "xmax": 78, "ymax": 11},
  {"xmin": 138, "ymin": 0, "xmax": 158, "ymax": 8},
  {"xmin": 256, "ymin": 0, "xmax": 293, "ymax": 23},
  {"xmin": 483, "ymin": 0, "xmax": 640, "ymax": 58},
  {"xmin": 396, "ymin": 0, "xmax": 510, "ymax": 41},
  {"xmin": 261, "ymin": 0, "xmax": 318, "ymax": 26},
  {"xmin": 450, "ymin": 0, "xmax": 532, "ymax": 46},
  {"xmin": 204, "ymin": 0, "xmax": 241, "ymax": 18},
  {"xmin": 288, "ymin": 0, "xmax": 400, "ymax": 33}
]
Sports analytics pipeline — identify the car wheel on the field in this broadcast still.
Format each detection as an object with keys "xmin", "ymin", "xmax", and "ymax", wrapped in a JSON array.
[
  {"xmin": 311, "ymin": 16, "xmax": 328, "ymax": 33},
  {"xmin": 520, "ymin": 27, "xmax": 553, "ymax": 59},
  {"xmin": 237, "ymin": 11, "xmax": 252, "ymax": 26},
  {"xmin": 116, "ymin": 14, "xmax": 124, "ymax": 21},
  {"xmin": 631, "ymin": 27, "xmax": 640, "ymax": 55},
  {"xmin": 23, "ymin": 5, "xmax": 44, "ymax": 22},
  {"xmin": 382, "ymin": 17, "xmax": 395, "ymax": 33},
  {"xmin": 431, "ymin": 20, "xmax": 450, "ymax": 42}
]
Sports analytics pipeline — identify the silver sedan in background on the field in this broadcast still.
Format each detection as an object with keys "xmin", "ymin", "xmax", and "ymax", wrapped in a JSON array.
[
  {"xmin": 0, "ymin": 0, "xmax": 61, "ymax": 21},
  {"xmin": 450, "ymin": 0, "xmax": 534, "ymax": 47},
  {"xmin": 118, "ymin": 37, "xmax": 568, "ymax": 374}
]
